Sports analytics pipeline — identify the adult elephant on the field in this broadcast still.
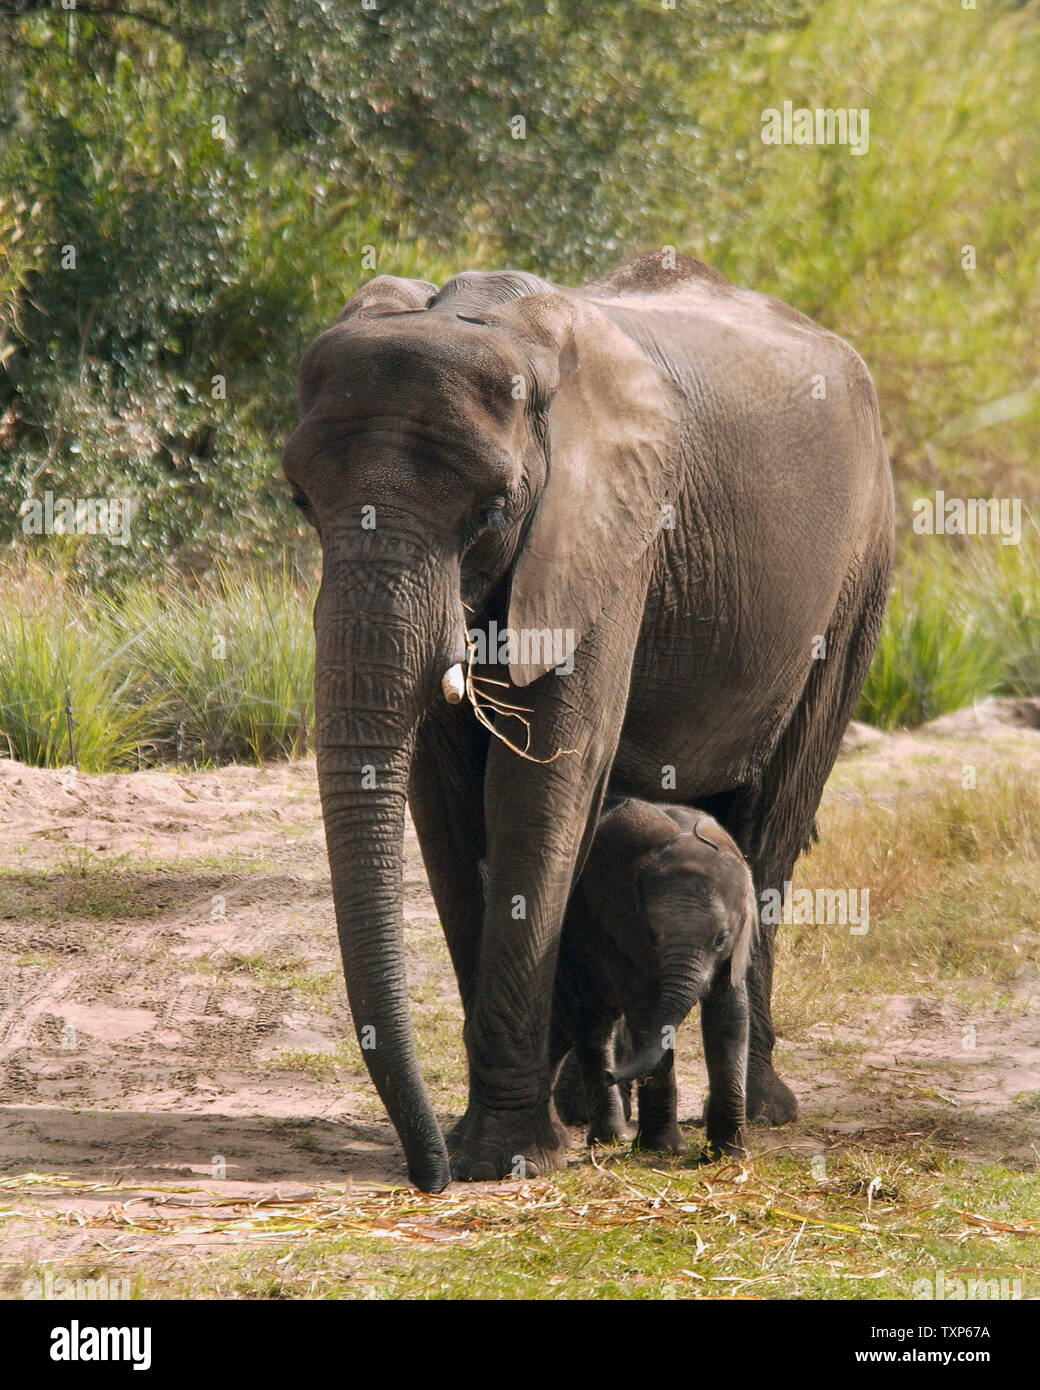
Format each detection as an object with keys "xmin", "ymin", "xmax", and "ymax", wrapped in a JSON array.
[{"xmin": 282, "ymin": 252, "xmax": 894, "ymax": 1192}]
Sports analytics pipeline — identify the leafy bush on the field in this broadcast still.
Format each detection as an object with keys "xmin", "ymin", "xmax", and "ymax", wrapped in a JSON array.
[
  {"xmin": 0, "ymin": 1, "xmax": 803, "ymax": 582},
  {"xmin": 687, "ymin": 0, "xmax": 1040, "ymax": 519},
  {"xmin": 0, "ymin": 39, "xmax": 321, "ymax": 579}
]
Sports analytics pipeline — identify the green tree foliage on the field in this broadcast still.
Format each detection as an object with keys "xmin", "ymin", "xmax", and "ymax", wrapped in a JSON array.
[
  {"xmin": 231, "ymin": 0, "xmax": 803, "ymax": 272},
  {"xmin": 3, "ymin": 0, "xmax": 1038, "ymax": 590},
  {"xmin": 0, "ymin": 0, "xmax": 801, "ymax": 578},
  {"xmin": 685, "ymin": 0, "xmax": 1040, "ymax": 516}
]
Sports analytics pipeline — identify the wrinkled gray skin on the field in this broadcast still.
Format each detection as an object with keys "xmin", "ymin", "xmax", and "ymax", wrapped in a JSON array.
[
  {"xmin": 551, "ymin": 800, "xmax": 758, "ymax": 1159},
  {"xmin": 282, "ymin": 252, "xmax": 894, "ymax": 1192}
]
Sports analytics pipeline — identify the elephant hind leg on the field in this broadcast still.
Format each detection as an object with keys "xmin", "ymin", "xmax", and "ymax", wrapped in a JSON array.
[{"xmin": 739, "ymin": 543, "xmax": 893, "ymax": 1125}]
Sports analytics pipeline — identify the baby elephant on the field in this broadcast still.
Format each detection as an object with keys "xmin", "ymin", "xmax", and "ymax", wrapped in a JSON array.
[{"xmin": 552, "ymin": 798, "xmax": 758, "ymax": 1159}]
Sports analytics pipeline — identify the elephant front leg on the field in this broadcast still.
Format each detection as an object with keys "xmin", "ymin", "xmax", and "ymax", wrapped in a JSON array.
[
  {"xmin": 447, "ymin": 588, "xmax": 646, "ymax": 1182},
  {"xmin": 700, "ymin": 972, "xmax": 751, "ymax": 1160},
  {"xmin": 578, "ymin": 1033, "xmax": 633, "ymax": 1146},
  {"xmin": 408, "ymin": 706, "xmax": 489, "ymax": 1019},
  {"xmin": 447, "ymin": 794, "xmax": 595, "ymax": 1180},
  {"xmin": 550, "ymin": 938, "xmax": 632, "ymax": 1144}
]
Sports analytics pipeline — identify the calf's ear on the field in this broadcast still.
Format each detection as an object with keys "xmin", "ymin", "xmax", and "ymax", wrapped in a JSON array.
[
  {"xmin": 337, "ymin": 275, "xmax": 438, "ymax": 322},
  {"xmin": 729, "ymin": 875, "xmax": 760, "ymax": 985}
]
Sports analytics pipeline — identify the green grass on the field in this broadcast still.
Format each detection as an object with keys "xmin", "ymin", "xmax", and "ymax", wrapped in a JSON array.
[
  {"xmin": 235, "ymin": 1153, "xmax": 1032, "ymax": 1301},
  {"xmin": 857, "ymin": 582, "xmax": 1006, "ymax": 731},
  {"xmin": 0, "ymin": 566, "xmax": 157, "ymax": 770},
  {"xmin": 972, "ymin": 537, "xmax": 1040, "ymax": 699},
  {"xmin": 0, "ymin": 866, "xmax": 225, "ymax": 925},
  {"xmin": 217, "ymin": 952, "xmax": 340, "ymax": 1004},
  {"xmin": 3, "ymin": 1150, "xmax": 1031, "ymax": 1301},
  {"xmin": 0, "ymin": 560, "xmax": 314, "ymax": 768},
  {"xmin": 263, "ymin": 1049, "xmax": 342, "ymax": 1082},
  {"xmin": 777, "ymin": 771, "xmax": 1040, "ymax": 1030},
  {"xmin": 857, "ymin": 533, "xmax": 1040, "ymax": 729},
  {"xmin": 99, "ymin": 563, "xmax": 314, "ymax": 764}
]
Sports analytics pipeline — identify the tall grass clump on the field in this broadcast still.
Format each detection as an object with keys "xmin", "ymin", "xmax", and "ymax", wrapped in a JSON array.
[
  {"xmin": 0, "ymin": 567, "xmax": 154, "ymax": 770},
  {"xmin": 972, "ymin": 532, "xmax": 1040, "ymax": 699},
  {"xmin": 101, "ymin": 566, "xmax": 315, "ymax": 765},
  {"xmin": 0, "ymin": 561, "xmax": 315, "ymax": 769},
  {"xmin": 858, "ymin": 582, "xmax": 1005, "ymax": 731},
  {"xmin": 858, "ymin": 530, "xmax": 1039, "ymax": 730}
]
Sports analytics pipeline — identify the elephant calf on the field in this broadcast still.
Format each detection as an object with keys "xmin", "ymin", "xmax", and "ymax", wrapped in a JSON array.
[{"xmin": 552, "ymin": 798, "xmax": 758, "ymax": 1159}]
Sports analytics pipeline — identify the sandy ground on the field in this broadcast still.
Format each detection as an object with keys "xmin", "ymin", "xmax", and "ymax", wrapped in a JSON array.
[
  {"xmin": 793, "ymin": 703, "xmax": 1040, "ymax": 1170},
  {"xmin": 0, "ymin": 706, "xmax": 1037, "ymax": 1284}
]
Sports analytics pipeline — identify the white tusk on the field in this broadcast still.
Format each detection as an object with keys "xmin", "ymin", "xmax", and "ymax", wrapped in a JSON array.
[{"xmin": 441, "ymin": 663, "xmax": 466, "ymax": 705}]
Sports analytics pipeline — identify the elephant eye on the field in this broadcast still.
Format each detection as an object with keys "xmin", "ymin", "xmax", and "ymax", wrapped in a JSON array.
[
  {"xmin": 289, "ymin": 485, "xmax": 311, "ymax": 513},
  {"xmin": 472, "ymin": 495, "xmax": 508, "ymax": 534},
  {"xmin": 713, "ymin": 929, "xmax": 730, "ymax": 952}
]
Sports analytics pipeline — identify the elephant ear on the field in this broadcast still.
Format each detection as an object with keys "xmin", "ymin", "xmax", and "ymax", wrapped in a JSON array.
[
  {"xmin": 501, "ymin": 294, "xmax": 685, "ymax": 687},
  {"xmin": 336, "ymin": 275, "xmax": 438, "ymax": 322},
  {"xmin": 729, "ymin": 867, "xmax": 760, "ymax": 986}
]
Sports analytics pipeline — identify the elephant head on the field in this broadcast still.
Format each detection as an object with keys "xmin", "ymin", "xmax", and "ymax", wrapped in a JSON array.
[{"xmin": 282, "ymin": 271, "xmax": 683, "ymax": 1190}]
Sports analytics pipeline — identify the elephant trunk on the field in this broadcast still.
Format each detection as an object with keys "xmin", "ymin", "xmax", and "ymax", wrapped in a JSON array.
[
  {"xmin": 313, "ymin": 541, "xmax": 462, "ymax": 1193},
  {"xmin": 608, "ymin": 935, "xmax": 712, "ymax": 1086}
]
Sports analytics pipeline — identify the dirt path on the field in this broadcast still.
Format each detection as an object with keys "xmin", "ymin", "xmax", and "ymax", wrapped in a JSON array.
[
  {"xmin": 0, "ymin": 712, "xmax": 1037, "ymax": 1284},
  {"xmin": 0, "ymin": 759, "xmax": 418, "ymax": 1191}
]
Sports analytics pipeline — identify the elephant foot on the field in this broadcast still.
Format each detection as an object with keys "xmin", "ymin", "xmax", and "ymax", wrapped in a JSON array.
[
  {"xmin": 696, "ymin": 1137, "xmax": 748, "ymax": 1165},
  {"xmin": 586, "ymin": 1109, "xmax": 634, "ymax": 1146},
  {"xmin": 447, "ymin": 1104, "xmax": 569, "ymax": 1182},
  {"xmin": 633, "ymin": 1122, "xmax": 684, "ymax": 1154},
  {"xmin": 704, "ymin": 1101, "xmax": 749, "ymax": 1158},
  {"xmin": 746, "ymin": 1062, "xmax": 798, "ymax": 1125},
  {"xmin": 701, "ymin": 1110, "xmax": 750, "ymax": 1162}
]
